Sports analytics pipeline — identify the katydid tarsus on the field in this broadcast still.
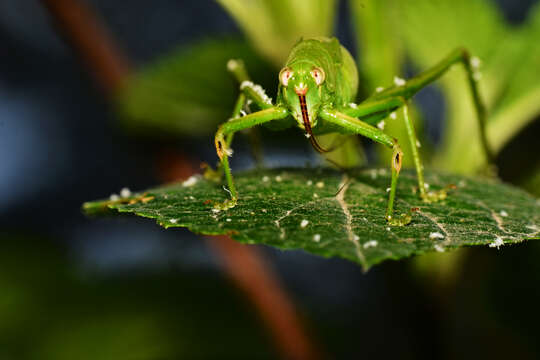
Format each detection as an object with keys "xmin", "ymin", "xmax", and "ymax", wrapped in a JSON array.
[{"xmin": 212, "ymin": 37, "xmax": 492, "ymax": 226}]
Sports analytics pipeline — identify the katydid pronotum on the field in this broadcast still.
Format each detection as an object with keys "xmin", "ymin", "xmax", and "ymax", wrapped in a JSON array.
[{"xmin": 212, "ymin": 37, "xmax": 492, "ymax": 226}]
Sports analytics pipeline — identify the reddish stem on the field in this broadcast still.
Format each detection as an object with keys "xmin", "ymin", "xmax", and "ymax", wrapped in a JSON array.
[
  {"xmin": 206, "ymin": 236, "xmax": 321, "ymax": 360},
  {"xmin": 40, "ymin": 0, "xmax": 130, "ymax": 93}
]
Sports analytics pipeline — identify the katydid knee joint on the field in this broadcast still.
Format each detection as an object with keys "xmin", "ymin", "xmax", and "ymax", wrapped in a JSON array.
[
  {"xmin": 215, "ymin": 132, "xmax": 226, "ymax": 160},
  {"xmin": 392, "ymin": 143, "xmax": 403, "ymax": 173}
]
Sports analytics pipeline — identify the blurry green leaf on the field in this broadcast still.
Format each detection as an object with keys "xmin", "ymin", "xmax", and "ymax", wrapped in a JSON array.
[
  {"xmin": 350, "ymin": 0, "xmax": 423, "ymax": 168},
  {"xmin": 393, "ymin": 0, "xmax": 509, "ymax": 173},
  {"xmin": 488, "ymin": 2, "xmax": 540, "ymax": 151},
  {"xmin": 117, "ymin": 38, "xmax": 274, "ymax": 136},
  {"xmin": 392, "ymin": 0, "xmax": 540, "ymax": 174},
  {"xmin": 217, "ymin": 0, "xmax": 337, "ymax": 65},
  {"xmin": 395, "ymin": 0, "xmax": 507, "ymax": 69},
  {"xmin": 350, "ymin": 0, "xmax": 404, "ymax": 93},
  {"xmin": 520, "ymin": 166, "xmax": 540, "ymax": 197},
  {"xmin": 84, "ymin": 168, "xmax": 540, "ymax": 271}
]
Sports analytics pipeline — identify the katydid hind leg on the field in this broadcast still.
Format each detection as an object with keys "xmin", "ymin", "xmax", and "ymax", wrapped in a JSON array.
[
  {"xmin": 348, "ymin": 97, "xmax": 454, "ymax": 203},
  {"xmin": 370, "ymin": 47, "xmax": 494, "ymax": 166}
]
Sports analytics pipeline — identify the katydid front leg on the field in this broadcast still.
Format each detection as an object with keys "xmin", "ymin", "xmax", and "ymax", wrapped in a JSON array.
[
  {"xmin": 320, "ymin": 108, "xmax": 411, "ymax": 226},
  {"xmin": 213, "ymin": 107, "xmax": 288, "ymax": 210}
]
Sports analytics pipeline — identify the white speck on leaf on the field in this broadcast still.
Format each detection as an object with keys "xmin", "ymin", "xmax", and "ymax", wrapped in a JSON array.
[
  {"xmin": 394, "ymin": 76, "xmax": 406, "ymax": 86},
  {"xmin": 377, "ymin": 120, "xmax": 385, "ymax": 130},
  {"xmin": 262, "ymin": 176, "xmax": 269, "ymax": 182},
  {"xmin": 109, "ymin": 194, "xmax": 119, "ymax": 201},
  {"xmin": 313, "ymin": 234, "xmax": 321, "ymax": 242},
  {"xmin": 306, "ymin": 180, "xmax": 313, "ymax": 186},
  {"xmin": 275, "ymin": 175, "xmax": 282, "ymax": 182},
  {"xmin": 120, "ymin": 187, "xmax": 131, "ymax": 198},
  {"xmin": 424, "ymin": 183, "xmax": 430, "ymax": 189},
  {"xmin": 386, "ymin": 187, "xmax": 391, "ymax": 192},
  {"xmin": 226, "ymin": 218, "xmax": 232, "ymax": 222},
  {"xmin": 390, "ymin": 112, "xmax": 397, "ymax": 120},
  {"xmin": 386, "ymin": 227, "xmax": 391, "ymax": 231},
  {"xmin": 211, "ymin": 208, "xmax": 221, "ymax": 213},
  {"xmin": 349, "ymin": 102, "xmax": 358, "ymax": 109},
  {"xmin": 489, "ymin": 236, "xmax": 504, "ymax": 249},
  {"xmin": 430, "ymin": 232, "xmax": 445, "ymax": 240},
  {"xmin": 316, "ymin": 181, "xmax": 324, "ymax": 188},
  {"xmin": 313, "ymin": 193, "xmax": 319, "ymax": 198},
  {"xmin": 170, "ymin": 219, "xmax": 177, "ymax": 224},
  {"xmin": 363, "ymin": 240, "xmax": 378, "ymax": 249},
  {"xmin": 376, "ymin": 86, "xmax": 384, "ymax": 93},
  {"xmin": 300, "ymin": 219, "xmax": 309, "ymax": 228},
  {"xmin": 500, "ymin": 210, "xmax": 508, "ymax": 217},
  {"xmin": 434, "ymin": 244, "xmax": 445, "ymax": 253},
  {"xmin": 353, "ymin": 234, "xmax": 360, "ymax": 241}
]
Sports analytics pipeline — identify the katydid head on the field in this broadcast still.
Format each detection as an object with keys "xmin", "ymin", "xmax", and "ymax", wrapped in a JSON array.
[{"xmin": 278, "ymin": 62, "xmax": 328, "ymax": 134}]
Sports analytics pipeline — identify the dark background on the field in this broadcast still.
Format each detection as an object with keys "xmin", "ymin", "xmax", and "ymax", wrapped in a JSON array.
[{"xmin": 1, "ymin": 1, "xmax": 539, "ymax": 359}]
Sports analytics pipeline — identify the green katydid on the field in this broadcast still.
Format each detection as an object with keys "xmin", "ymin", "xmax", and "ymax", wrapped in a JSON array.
[{"xmin": 213, "ymin": 37, "xmax": 492, "ymax": 225}]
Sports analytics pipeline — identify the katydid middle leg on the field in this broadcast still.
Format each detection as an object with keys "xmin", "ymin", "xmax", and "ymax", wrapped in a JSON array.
[
  {"xmin": 369, "ymin": 47, "xmax": 493, "ymax": 164},
  {"xmin": 341, "ymin": 96, "xmax": 448, "ymax": 201}
]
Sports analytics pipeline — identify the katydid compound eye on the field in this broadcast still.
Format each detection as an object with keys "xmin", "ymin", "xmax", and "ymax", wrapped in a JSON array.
[
  {"xmin": 311, "ymin": 67, "xmax": 325, "ymax": 85},
  {"xmin": 279, "ymin": 67, "xmax": 293, "ymax": 87}
]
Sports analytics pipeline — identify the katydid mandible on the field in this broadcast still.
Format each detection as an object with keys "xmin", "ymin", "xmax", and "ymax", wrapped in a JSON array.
[{"xmin": 213, "ymin": 37, "xmax": 492, "ymax": 226}]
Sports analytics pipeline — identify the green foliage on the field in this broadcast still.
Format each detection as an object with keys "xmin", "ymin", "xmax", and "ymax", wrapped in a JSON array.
[
  {"xmin": 350, "ymin": 0, "xmax": 419, "ymax": 168},
  {"xmin": 117, "ymin": 38, "xmax": 274, "ymax": 136},
  {"xmin": 217, "ymin": 0, "xmax": 337, "ymax": 65},
  {"xmin": 488, "ymin": 2, "xmax": 540, "ymax": 151},
  {"xmin": 390, "ymin": 0, "xmax": 540, "ymax": 173},
  {"xmin": 84, "ymin": 168, "xmax": 540, "ymax": 270}
]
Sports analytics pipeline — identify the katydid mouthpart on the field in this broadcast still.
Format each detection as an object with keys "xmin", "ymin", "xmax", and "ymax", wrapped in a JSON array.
[{"xmin": 212, "ymin": 37, "xmax": 492, "ymax": 226}]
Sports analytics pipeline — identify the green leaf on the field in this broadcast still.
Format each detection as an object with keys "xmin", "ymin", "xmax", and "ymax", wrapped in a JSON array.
[
  {"xmin": 216, "ymin": 0, "xmax": 337, "ymax": 65},
  {"xmin": 392, "ymin": 0, "xmax": 509, "ymax": 173},
  {"xmin": 391, "ymin": 0, "xmax": 540, "ymax": 174},
  {"xmin": 83, "ymin": 168, "xmax": 540, "ymax": 270},
  {"xmin": 350, "ymin": 0, "xmax": 424, "ymax": 168},
  {"xmin": 487, "ymin": 2, "xmax": 540, "ymax": 152},
  {"xmin": 117, "ymin": 38, "xmax": 274, "ymax": 136}
]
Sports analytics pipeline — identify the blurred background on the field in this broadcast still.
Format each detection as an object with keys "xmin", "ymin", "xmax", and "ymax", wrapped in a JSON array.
[{"xmin": 0, "ymin": 0, "xmax": 539, "ymax": 359}]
